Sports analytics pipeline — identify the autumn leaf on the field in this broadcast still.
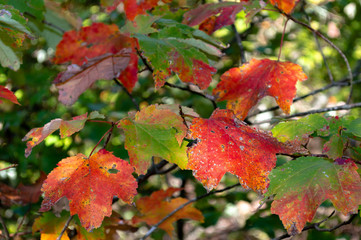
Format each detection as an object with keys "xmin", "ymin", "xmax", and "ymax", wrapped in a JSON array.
[
  {"xmin": 269, "ymin": 0, "xmax": 300, "ymax": 14},
  {"xmin": 0, "ymin": 172, "xmax": 46, "ymax": 206},
  {"xmin": 54, "ymin": 23, "xmax": 128, "ymax": 65},
  {"xmin": 136, "ymin": 33, "xmax": 218, "ymax": 89},
  {"xmin": 118, "ymin": 104, "xmax": 188, "ymax": 174},
  {"xmin": 132, "ymin": 188, "xmax": 204, "ymax": 236},
  {"xmin": 101, "ymin": 0, "xmax": 162, "ymax": 20},
  {"xmin": 187, "ymin": 109, "xmax": 304, "ymax": 192},
  {"xmin": 33, "ymin": 211, "xmax": 70, "ymax": 240},
  {"xmin": 53, "ymin": 22, "xmax": 139, "ymax": 96},
  {"xmin": 213, "ymin": 58, "xmax": 307, "ymax": 120},
  {"xmin": 266, "ymin": 157, "xmax": 361, "ymax": 235},
  {"xmin": 54, "ymin": 50, "xmax": 131, "ymax": 105},
  {"xmin": 22, "ymin": 111, "xmax": 104, "ymax": 158},
  {"xmin": 0, "ymin": 85, "xmax": 20, "ymax": 105},
  {"xmin": 40, "ymin": 149, "xmax": 137, "ymax": 231},
  {"xmin": 182, "ymin": 2, "xmax": 245, "ymax": 34}
]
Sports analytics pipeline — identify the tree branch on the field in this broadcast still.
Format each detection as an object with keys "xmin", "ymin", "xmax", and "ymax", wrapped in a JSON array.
[
  {"xmin": 113, "ymin": 78, "xmax": 140, "ymax": 111},
  {"xmin": 164, "ymin": 82, "xmax": 217, "ymax": 109},
  {"xmin": 24, "ymin": 12, "xmax": 66, "ymax": 33},
  {"xmin": 284, "ymin": 12, "xmax": 353, "ymax": 103},
  {"xmin": 253, "ymin": 102, "xmax": 361, "ymax": 125},
  {"xmin": 273, "ymin": 212, "xmax": 357, "ymax": 240},
  {"xmin": 140, "ymin": 183, "xmax": 242, "ymax": 239},
  {"xmin": 0, "ymin": 215, "xmax": 10, "ymax": 240},
  {"xmin": 231, "ymin": 24, "xmax": 246, "ymax": 64}
]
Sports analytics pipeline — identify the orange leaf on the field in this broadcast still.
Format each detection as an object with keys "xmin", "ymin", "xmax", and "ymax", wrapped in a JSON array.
[
  {"xmin": 133, "ymin": 188, "xmax": 203, "ymax": 236},
  {"xmin": 187, "ymin": 109, "xmax": 304, "ymax": 192},
  {"xmin": 40, "ymin": 149, "xmax": 137, "ymax": 231},
  {"xmin": 269, "ymin": 0, "xmax": 300, "ymax": 14},
  {"xmin": 213, "ymin": 58, "xmax": 307, "ymax": 120},
  {"xmin": 0, "ymin": 85, "xmax": 20, "ymax": 105}
]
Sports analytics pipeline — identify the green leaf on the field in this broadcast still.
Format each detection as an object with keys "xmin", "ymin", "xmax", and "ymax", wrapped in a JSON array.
[
  {"xmin": 266, "ymin": 157, "xmax": 361, "ymax": 235},
  {"xmin": 346, "ymin": 118, "xmax": 361, "ymax": 137},
  {"xmin": 272, "ymin": 114, "xmax": 328, "ymax": 142},
  {"xmin": 0, "ymin": 33, "xmax": 22, "ymax": 70},
  {"xmin": 0, "ymin": 5, "xmax": 33, "ymax": 36},
  {"xmin": 118, "ymin": 104, "xmax": 188, "ymax": 174},
  {"xmin": 1, "ymin": 0, "xmax": 45, "ymax": 21},
  {"xmin": 322, "ymin": 134, "xmax": 345, "ymax": 159},
  {"xmin": 120, "ymin": 15, "xmax": 159, "ymax": 35}
]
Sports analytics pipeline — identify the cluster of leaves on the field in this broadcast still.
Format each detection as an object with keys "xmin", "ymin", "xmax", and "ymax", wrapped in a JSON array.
[{"xmin": 1, "ymin": 0, "xmax": 361, "ymax": 239}]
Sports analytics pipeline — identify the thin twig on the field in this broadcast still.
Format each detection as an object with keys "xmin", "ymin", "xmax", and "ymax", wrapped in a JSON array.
[
  {"xmin": 103, "ymin": 123, "xmax": 115, "ymax": 149},
  {"xmin": 231, "ymin": 24, "xmax": 246, "ymax": 64},
  {"xmin": 284, "ymin": 13, "xmax": 353, "ymax": 103},
  {"xmin": 278, "ymin": 18, "xmax": 289, "ymax": 61},
  {"xmin": 137, "ymin": 160, "xmax": 169, "ymax": 185},
  {"xmin": 113, "ymin": 78, "xmax": 140, "ymax": 111},
  {"xmin": 13, "ymin": 210, "xmax": 30, "ymax": 239},
  {"xmin": 0, "ymin": 164, "xmax": 17, "ymax": 171},
  {"xmin": 136, "ymin": 48, "xmax": 154, "ymax": 73},
  {"xmin": 0, "ymin": 215, "xmax": 10, "ymax": 240},
  {"xmin": 253, "ymin": 102, "xmax": 361, "ymax": 125},
  {"xmin": 303, "ymin": 11, "xmax": 334, "ymax": 82},
  {"xmin": 87, "ymin": 119, "xmax": 113, "ymax": 124},
  {"xmin": 57, "ymin": 215, "xmax": 73, "ymax": 240},
  {"xmin": 247, "ymin": 75, "xmax": 361, "ymax": 118},
  {"xmin": 140, "ymin": 183, "xmax": 241, "ymax": 240},
  {"xmin": 164, "ymin": 82, "xmax": 217, "ymax": 109},
  {"xmin": 24, "ymin": 12, "xmax": 66, "ymax": 33},
  {"xmin": 89, "ymin": 126, "xmax": 114, "ymax": 157},
  {"xmin": 273, "ymin": 212, "xmax": 357, "ymax": 240}
]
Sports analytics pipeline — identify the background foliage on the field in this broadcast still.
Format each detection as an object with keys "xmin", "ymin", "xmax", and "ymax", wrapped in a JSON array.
[{"xmin": 1, "ymin": 0, "xmax": 361, "ymax": 239}]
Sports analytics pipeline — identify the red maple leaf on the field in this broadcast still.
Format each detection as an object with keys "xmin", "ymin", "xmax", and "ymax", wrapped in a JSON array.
[
  {"xmin": 183, "ymin": 2, "xmax": 245, "ymax": 34},
  {"xmin": 40, "ymin": 149, "xmax": 138, "ymax": 230},
  {"xmin": 0, "ymin": 85, "xmax": 20, "ymax": 105},
  {"xmin": 53, "ymin": 22, "xmax": 138, "ymax": 93},
  {"xmin": 187, "ymin": 109, "xmax": 304, "ymax": 192},
  {"xmin": 213, "ymin": 58, "xmax": 307, "ymax": 120},
  {"xmin": 102, "ymin": 0, "xmax": 161, "ymax": 20},
  {"xmin": 266, "ymin": 157, "xmax": 361, "ymax": 235}
]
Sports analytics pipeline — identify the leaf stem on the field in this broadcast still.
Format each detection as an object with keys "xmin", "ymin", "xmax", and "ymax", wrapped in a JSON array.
[
  {"xmin": 113, "ymin": 78, "xmax": 140, "ymax": 111},
  {"xmin": 0, "ymin": 164, "xmax": 17, "ymax": 172},
  {"xmin": 89, "ymin": 125, "xmax": 115, "ymax": 157},
  {"xmin": 278, "ymin": 18, "xmax": 289, "ymax": 61},
  {"xmin": 87, "ymin": 120, "xmax": 113, "ymax": 124}
]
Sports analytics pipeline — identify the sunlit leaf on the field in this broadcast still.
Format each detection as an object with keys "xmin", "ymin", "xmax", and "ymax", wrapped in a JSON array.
[
  {"xmin": 187, "ymin": 109, "xmax": 304, "ymax": 192},
  {"xmin": 118, "ymin": 104, "xmax": 188, "ymax": 174},
  {"xmin": 269, "ymin": 0, "xmax": 300, "ymax": 14},
  {"xmin": 213, "ymin": 59, "xmax": 307, "ymax": 120},
  {"xmin": 22, "ymin": 112, "xmax": 105, "ymax": 157}
]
